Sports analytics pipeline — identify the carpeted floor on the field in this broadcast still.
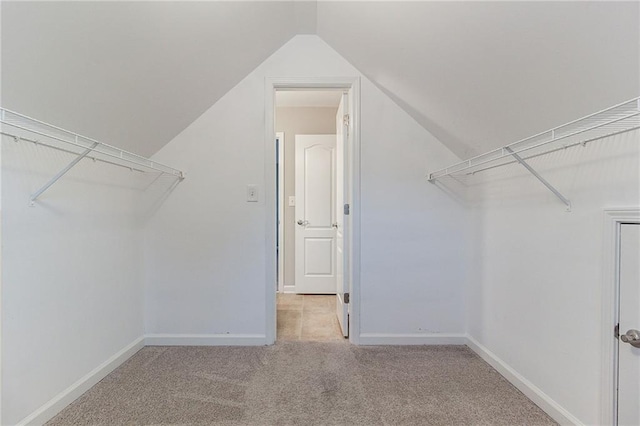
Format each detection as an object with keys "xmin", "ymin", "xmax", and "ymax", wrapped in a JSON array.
[{"xmin": 47, "ymin": 342, "xmax": 556, "ymax": 425}]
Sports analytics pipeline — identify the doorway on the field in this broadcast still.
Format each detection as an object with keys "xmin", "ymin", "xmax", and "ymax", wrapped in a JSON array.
[
  {"xmin": 265, "ymin": 78, "xmax": 361, "ymax": 344},
  {"xmin": 275, "ymin": 90, "xmax": 343, "ymax": 341}
]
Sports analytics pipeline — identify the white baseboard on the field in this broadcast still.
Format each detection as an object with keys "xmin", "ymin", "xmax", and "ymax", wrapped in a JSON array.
[
  {"xmin": 283, "ymin": 285, "xmax": 296, "ymax": 293},
  {"xmin": 144, "ymin": 334, "xmax": 267, "ymax": 346},
  {"xmin": 358, "ymin": 333, "xmax": 467, "ymax": 345},
  {"xmin": 465, "ymin": 335, "xmax": 583, "ymax": 426},
  {"xmin": 16, "ymin": 336, "xmax": 145, "ymax": 426}
]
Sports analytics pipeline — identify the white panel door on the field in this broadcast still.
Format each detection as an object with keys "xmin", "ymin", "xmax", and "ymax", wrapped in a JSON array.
[
  {"xmin": 295, "ymin": 135, "xmax": 337, "ymax": 294},
  {"xmin": 617, "ymin": 223, "xmax": 640, "ymax": 426},
  {"xmin": 335, "ymin": 93, "xmax": 349, "ymax": 336}
]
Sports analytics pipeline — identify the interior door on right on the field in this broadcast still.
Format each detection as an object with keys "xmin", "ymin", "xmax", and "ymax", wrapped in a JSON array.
[
  {"xmin": 335, "ymin": 92, "xmax": 349, "ymax": 337},
  {"xmin": 617, "ymin": 223, "xmax": 640, "ymax": 426}
]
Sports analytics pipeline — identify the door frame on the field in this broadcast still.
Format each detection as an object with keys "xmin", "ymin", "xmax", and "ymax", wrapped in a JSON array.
[
  {"xmin": 276, "ymin": 132, "xmax": 285, "ymax": 293},
  {"xmin": 601, "ymin": 208, "xmax": 640, "ymax": 425},
  {"xmin": 264, "ymin": 77, "xmax": 361, "ymax": 344}
]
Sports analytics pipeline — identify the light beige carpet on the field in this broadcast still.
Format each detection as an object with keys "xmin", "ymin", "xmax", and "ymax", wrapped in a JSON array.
[{"xmin": 47, "ymin": 342, "xmax": 556, "ymax": 425}]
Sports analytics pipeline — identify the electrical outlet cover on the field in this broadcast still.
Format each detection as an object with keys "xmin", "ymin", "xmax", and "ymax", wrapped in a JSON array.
[{"xmin": 247, "ymin": 184, "xmax": 258, "ymax": 202}]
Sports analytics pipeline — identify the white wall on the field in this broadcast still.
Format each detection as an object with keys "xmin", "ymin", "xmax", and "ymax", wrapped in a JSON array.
[
  {"xmin": 3, "ymin": 24, "xmax": 631, "ymax": 426},
  {"xmin": 467, "ymin": 129, "xmax": 640, "ymax": 425},
  {"xmin": 1, "ymin": 134, "xmax": 148, "ymax": 425},
  {"xmin": 275, "ymin": 106, "xmax": 337, "ymax": 289},
  {"xmin": 144, "ymin": 35, "xmax": 468, "ymax": 342}
]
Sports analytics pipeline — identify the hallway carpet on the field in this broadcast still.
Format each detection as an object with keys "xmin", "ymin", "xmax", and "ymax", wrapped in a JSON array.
[{"xmin": 47, "ymin": 343, "xmax": 556, "ymax": 425}]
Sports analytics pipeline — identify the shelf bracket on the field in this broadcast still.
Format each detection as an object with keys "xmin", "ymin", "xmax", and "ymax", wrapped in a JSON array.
[
  {"xmin": 504, "ymin": 147, "xmax": 571, "ymax": 211},
  {"xmin": 30, "ymin": 142, "xmax": 99, "ymax": 206}
]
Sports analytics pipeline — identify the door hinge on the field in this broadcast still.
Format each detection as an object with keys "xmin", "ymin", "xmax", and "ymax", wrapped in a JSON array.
[
  {"xmin": 344, "ymin": 292, "xmax": 350, "ymax": 304},
  {"xmin": 343, "ymin": 114, "xmax": 350, "ymax": 127},
  {"xmin": 344, "ymin": 204, "xmax": 350, "ymax": 215}
]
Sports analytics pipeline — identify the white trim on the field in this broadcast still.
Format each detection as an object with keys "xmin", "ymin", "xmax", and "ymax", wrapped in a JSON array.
[
  {"xmin": 601, "ymin": 208, "xmax": 640, "ymax": 426},
  {"xmin": 283, "ymin": 284, "xmax": 296, "ymax": 293},
  {"xmin": 15, "ymin": 336, "xmax": 144, "ymax": 426},
  {"xmin": 349, "ymin": 79, "xmax": 362, "ymax": 344},
  {"xmin": 466, "ymin": 335, "xmax": 584, "ymax": 426},
  {"xmin": 358, "ymin": 333, "xmax": 467, "ymax": 346},
  {"xmin": 0, "ymin": 156, "xmax": 3, "ymax": 423},
  {"xmin": 144, "ymin": 334, "xmax": 267, "ymax": 346},
  {"xmin": 265, "ymin": 81, "xmax": 277, "ymax": 344},
  {"xmin": 276, "ymin": 131, "xmax": 285, "ymax": 293},
  {"xmin": 265, "ymin": 77, "xmax": 361, "ymax": 345}
]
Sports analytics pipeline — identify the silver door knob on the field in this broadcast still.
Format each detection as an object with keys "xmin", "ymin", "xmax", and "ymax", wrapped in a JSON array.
[
  {"xmin": 620, "ymin": 329, "xmax": 640, "ymax": 348},
  {"xmin": 297, "ymin": 220, "xmax": 309, "ymax": 226}
]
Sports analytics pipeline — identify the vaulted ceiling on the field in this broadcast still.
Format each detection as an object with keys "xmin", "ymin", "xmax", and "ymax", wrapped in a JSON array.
[
  {"xmin": 2, "ymin": 1, "xmax": 638, "ymax": 158},
  {"xmin": 318, "ymin": 1, "xmax": 639, "ymax": 158},
  {"xmin": 1, "ymin": 1, "xmax": 313, "ymax": 156}
]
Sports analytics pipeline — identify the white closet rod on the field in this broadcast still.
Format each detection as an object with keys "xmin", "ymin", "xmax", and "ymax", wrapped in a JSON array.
[
  {"xmin": 0, "ymin": 108, "xmax": 184, "ymax": 178},
  {"xmin": 0, "ymin": 131, "xmax": 147, "ymax": 173},
  {"xmin": 428, "ymin": 97, "xmax": 640, "ymax": 181},
  {"xmin": 458, "ymin": 125, "xmax": 640, "ymax": 176},
  {"xmin": 427, "ymin": 96, "xmax": 640, "ymax": 211},
  {"xmin": 0, "ymin": 107, "xmax": 185, "ymax": 205}
]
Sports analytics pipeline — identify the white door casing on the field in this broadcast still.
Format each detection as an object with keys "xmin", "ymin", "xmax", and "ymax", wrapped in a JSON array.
[
  {"xmin": 276, "ymin": 132, "xmax": 285, "ymax": 293},
  {"xmin": 617, "ymin": 223, "xmax": 640, "ymax": 426},
  {"xmin": 294, "ymin": 135, "xmax": 337, "ymax": 294},
  {"xmin": 335, "ymin": 93, "xmax": 349, "ymax": 337}
]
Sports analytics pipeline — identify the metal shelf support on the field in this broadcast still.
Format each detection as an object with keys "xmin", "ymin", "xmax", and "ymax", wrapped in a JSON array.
[
  {"xmin": 504, "ymin": 147, "xmax": 571, "ymax": 212},
  {"xmin": 0, "ymin": 107, "xmax": 184, "ymax": 178},
  {"xmin": 427, "ymin": 97, "xmax": 640, "ymax": 183},
  {"xmin": 426, "ymin": 97, "xmax": 640, "ymax": 211},
  {"xmin": 0, "ymin": 107, "xmax": 185, "ymax": 206},
  {"xmin": 29, "ymin": 142, "xmax": 99, "ymax": 206}
]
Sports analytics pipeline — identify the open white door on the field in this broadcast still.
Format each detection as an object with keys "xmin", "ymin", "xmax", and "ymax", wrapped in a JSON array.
[
  {"xmin": 294, "ymin": 135, "xmax": 337, "ymax": 294},
  {"xmin": 335, "ymin": 93, "xmax": 349, "ymax": 337},
  {"xmin": 617, "ymin": 223, "xmax": 640, "ymax": 425}
]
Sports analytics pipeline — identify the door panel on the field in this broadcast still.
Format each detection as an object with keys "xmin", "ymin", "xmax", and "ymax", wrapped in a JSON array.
[
  {"xmin": 295, "ymin": 135, "xmax": 337, "ymax": 294},
  {"xmin": 617, "ymin": 223, "xmax": 640, "ymax": 426},
  {"xmin": 305, "ymin": 146, "xmax": 334, "ymax": 228},
  {"xmin": 304, "ymin": 238, "xmax": 334, "ymax": 275}
]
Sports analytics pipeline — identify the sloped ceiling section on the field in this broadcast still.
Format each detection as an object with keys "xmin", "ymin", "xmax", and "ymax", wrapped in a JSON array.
[
  {"xmin": 2, "ymin": 2, "xmax": 638, "ymax": 159},
  {"xmin": 1, "ymin": 1, "xmax": 313, "ymax": 156},
  {"xmin": 318, "ymin": 1, "xmax": 640, "ymax": 158}
]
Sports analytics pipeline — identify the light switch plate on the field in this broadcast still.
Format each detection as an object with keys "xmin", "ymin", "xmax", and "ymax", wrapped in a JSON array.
[
  {"xmin": 247, "ymin": 184, "xmax": 258, "ymax": 202},
  {"xmin": 288, "ymin": 196, "xmax": 295, "ymax": 206}
]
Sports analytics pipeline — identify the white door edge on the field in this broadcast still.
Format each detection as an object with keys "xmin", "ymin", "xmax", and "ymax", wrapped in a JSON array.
[{"xmin": 336, "ymin": 92, "xmax": 349, "ymax": 337}]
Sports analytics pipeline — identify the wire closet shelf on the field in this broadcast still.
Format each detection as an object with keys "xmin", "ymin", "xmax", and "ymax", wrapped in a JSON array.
[
  {"xmin": 0, "ymin": 107, "xmax": 185, "ymax": 205},
  {"xmin": 427, "ymin": 97, "xmax": 640, "ymax": 182}
]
